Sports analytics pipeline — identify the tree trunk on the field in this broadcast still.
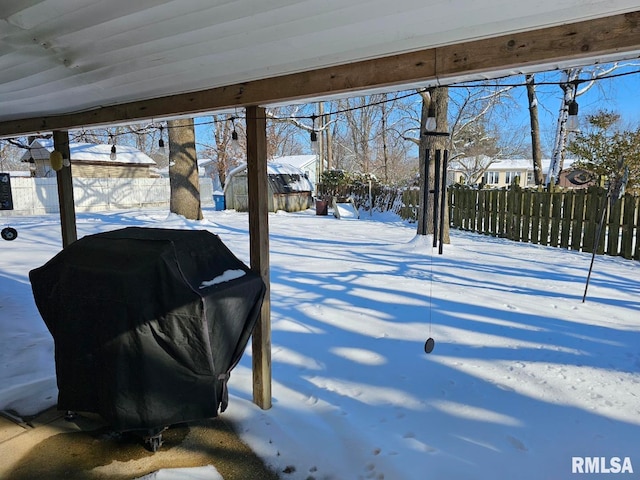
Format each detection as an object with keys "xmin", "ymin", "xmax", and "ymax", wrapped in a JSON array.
[
  {"xmin": 418, "ymin": 87, "xmax": 450, "ymax": 244},
  {"xmin": 168, "ymin": 118, "xmax": 203, "ymax": 220},
  {"xmin": 525, "ymin": 74, "xmax": 544, "ymax": 185}
]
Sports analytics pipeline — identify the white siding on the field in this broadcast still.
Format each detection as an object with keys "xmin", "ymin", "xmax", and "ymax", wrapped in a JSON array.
[{"xmin": 1, "ymin": 176, "xmax": 213, "ymax": 216}]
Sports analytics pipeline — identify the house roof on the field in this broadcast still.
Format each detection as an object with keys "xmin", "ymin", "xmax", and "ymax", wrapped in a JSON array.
[
  {"xmin": 225, "ymin": 162, "xmax": 314, "ymax": 193},
  {"xmin": 20, "ymin": 139, "xmax": 156, "ymax": 165},
  {"xmin": 272, "ymin": 155, "xmax": 317, "ymax": 171},
  {"xmin": 1, "ymin": 2, "xmax": 639, "ymax": 136}
]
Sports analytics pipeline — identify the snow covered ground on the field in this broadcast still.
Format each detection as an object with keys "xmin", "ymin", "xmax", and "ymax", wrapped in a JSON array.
[{"xmin": 1, "ymin": 207, "xmax": 639, "ymax": 480}]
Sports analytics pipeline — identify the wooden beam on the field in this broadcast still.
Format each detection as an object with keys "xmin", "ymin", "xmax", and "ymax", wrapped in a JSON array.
[
  {"xmin": 246, "ymin": 105, "xmax": 272, "ymax": 410},
  {"xmin": 436, "ymin": 11, "xmax": 640, "ymax": 75},
  {"xmin": 1, "ymin": 11, "xmax": 639, "ymax": 137},
  {"xmin": 52, "ymin": 130, "xmax": 77, "ymax": 248}
]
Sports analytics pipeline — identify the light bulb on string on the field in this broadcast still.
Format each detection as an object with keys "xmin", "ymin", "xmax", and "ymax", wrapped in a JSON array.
[
  {"xmin": 158, "ymin": 125, "xmax": 166, "ymax": 153},
  {"xmin": 567, "ymin": 99, "xmax": 579, "ymax": 132},
  {"xmin": 230, "ymin": 117, "xmax": 239, "ymax": 142},
  {"xmin": 425, "ymin": 105, "xmax": 437, "ymax": 132},
  {"xmin": 49, "ymin": 150, "xmax": 63, "ymax": 171},
  {"xmin": 310, "ymin": 115, "xmax": 319, "ymax": 153},
  {"xmin": 109, "ymin": 134, "xmax": 117, "ymax": 160}
]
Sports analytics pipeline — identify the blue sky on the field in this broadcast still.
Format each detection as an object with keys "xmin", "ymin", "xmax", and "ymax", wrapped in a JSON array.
[{"xmin": 509, "ymin": 66, "xmax": 640, "ymax": 148}]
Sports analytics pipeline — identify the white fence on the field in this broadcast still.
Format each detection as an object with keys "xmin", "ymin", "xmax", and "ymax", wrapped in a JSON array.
[{"xmin": 1, "ymin": 176, "xmax": 214, "ymax": 216}]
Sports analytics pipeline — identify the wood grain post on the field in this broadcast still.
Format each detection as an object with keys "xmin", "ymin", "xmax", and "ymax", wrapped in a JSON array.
[
  {"xmin": 52, "ymin": 130, "xmax": 77, "ymax": 248},
  {"xmin": 246, "ymin": 105, "xmax": 272, "ymax": 410}
]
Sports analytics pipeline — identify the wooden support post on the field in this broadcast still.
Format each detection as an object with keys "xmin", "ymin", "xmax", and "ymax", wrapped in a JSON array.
[
  {"xmin": 52, "ymin": 130, "xmax": 77, "ymax": 248},
  {"xmin": 246, "ymin": 105, "xmax": 272, "ymax": 410}
]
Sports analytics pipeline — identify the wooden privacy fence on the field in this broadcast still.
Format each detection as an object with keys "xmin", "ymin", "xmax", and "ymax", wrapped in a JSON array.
[{"xmin": 449, "ymin": 184, "xmax": 640, "ymax": 260}]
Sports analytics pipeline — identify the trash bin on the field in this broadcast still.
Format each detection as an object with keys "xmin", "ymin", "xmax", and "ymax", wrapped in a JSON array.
[
  {"xmin": 315, "ymin": 199, "xmax": 328, "ymax": 216},
  {"xmin": 213, "ymin": 194, "xmax": 225, "ymax": 211}
]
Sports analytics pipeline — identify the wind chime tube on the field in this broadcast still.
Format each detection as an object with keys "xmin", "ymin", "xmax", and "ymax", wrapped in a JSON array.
[
  {"xmin": 433, "ymin": 149, "xmax": 441, "ymax": 248},
  {"xmin": 422, "ymin": 149, "xmax": 431, "ymax": 236},
  {"xmin": 438, "ymin": 150, "xmax": 448, "ymax": 255}
]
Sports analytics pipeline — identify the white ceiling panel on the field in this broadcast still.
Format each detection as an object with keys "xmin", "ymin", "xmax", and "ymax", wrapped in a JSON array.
[{"xmin": 1, "ymin": 0, "xmax": 639, "ymax": 127}]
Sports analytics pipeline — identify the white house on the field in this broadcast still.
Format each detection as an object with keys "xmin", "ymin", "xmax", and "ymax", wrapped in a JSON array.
[{"xmin": 449, "ymin": 157, "xmax": 579, "ymax": 188}]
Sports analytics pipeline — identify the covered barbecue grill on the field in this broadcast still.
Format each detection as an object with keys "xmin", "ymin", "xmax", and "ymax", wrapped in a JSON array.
[{"xmin": 29, "ymin": 227, "xmax": 265, "ymax": 449}]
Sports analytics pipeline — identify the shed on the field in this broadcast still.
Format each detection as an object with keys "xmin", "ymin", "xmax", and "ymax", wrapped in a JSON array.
[
  {"xmin": 224, "ymin": 162, "xmax": 314, "ymax": 213},
  {"xmin": 21, "ymin": 139, "xmax": 157, "ymax": 178},
  {"xmin": 273, "ymin": 155, "xmax": 319, "ymax": 191}
]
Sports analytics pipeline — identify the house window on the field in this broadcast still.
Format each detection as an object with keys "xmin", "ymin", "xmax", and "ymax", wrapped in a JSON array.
[
  {"xmin": 505, "ymin": 171, "xmax": 520, "ymax": 185},
  {"xmin": 526, "ymin": 172, "xmax": 534, "ymax": 185},
  {"xmin": 484, "ymin": 171, "xmax": 499, "ymax": 185}
]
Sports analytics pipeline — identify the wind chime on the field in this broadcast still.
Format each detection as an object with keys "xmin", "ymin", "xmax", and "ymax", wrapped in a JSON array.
[{"xmin": 422, "ymin": 107, "xmax": 450, "ymax": 354}]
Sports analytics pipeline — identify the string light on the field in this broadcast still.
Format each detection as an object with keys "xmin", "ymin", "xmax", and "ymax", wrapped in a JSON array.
[
  {"xmin": 309, "ymin": 115, "xmax": 319, "ymax": 154},
  {"xmin": 310, "ymin": 115, "xmax": 318, "ymax": 143},
  {"xmin": 109, "ymin": 134, "xmax": 117, "ymax": 160},
  {"xmin": 49, "ymin": 150, "xmax": 63, "ymax": 171},
  {"xmin": 567, "ymin": 99, "xmax": 579, "ymax": 131},
  {"xmin": 158, "ymin": 126, "xmax": 165, "ymax": 149},
  {"xmin": 230, "ymin": 117, "xmax": 239, "ymax": 142},
  {"xmin": 158, "ymin": 125, "xmax": 167, "ymax": 154},
  {"xmin": 425, "ymin": 105, "xmax": 437, "ymax": 131}
]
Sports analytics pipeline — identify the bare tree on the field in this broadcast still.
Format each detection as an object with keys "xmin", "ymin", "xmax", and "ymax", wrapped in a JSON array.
[
  {"xmin": 168, "ymin": 118, "xmax": 203, "ymax": 220},
  {"xmin": 265, "ymin": 105, "xmax": 314, "ymax": 158},
  {"xmin": 0, "ymin": 139, "xmax": 27, "ymax": 171},
  {"xmin": 199, "ymin": 114, "xmax": 246, "ymax": 187},
  {"xmin": 448, "ymin": 83, "xmax": 520, "ymax": 161},
  {"xmin": 546, "ymin": 64, "xmax": 619, "ymax": 184},
  {"xmin": 332, "ymin": 94, "xmax": 413, "ymax": 182},
  {"xmin": 337, "ymin": 96, "xmax": 381, "ymax": 174}
]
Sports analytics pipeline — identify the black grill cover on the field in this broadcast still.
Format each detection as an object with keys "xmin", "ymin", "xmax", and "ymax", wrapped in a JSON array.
[{"xmin": 29, "ymin": 227, "xmax": 265, "ymax": 432}]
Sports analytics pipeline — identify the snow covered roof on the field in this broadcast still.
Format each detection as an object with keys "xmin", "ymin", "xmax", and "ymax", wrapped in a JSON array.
[
  {"xmin": 4, "ymin": 170, "xmax": 31, "ymax": 177},
  {"xmin": 272, "ymin": 155, "xmax": 317, "ymax": 171},
  {"xmin": 227, "ymin": 161, "xmax": 310, "ymax": 178},
  {"xmin": 225, "ymin": 161, "xmax": 313, "ymax": 193},
  {"xmin": 20, "ymin": 139, "xmax": 156, "ymax": 166},
  {"xmin": 267, "ymin": 162, "xmax": 309, "ymax": 176},
  {"xmin": 197, "ymin": 158, "xmax": 215, "ymax": 168}
]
